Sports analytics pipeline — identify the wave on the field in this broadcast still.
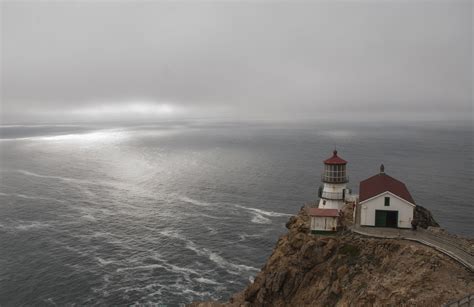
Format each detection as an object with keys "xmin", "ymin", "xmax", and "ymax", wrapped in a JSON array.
[
  {"xmin": 182, "ymin": 288, "xmax": 213, "ymax": 298},
  {"xmin": 8, "ymin": 169, "xmax": 136, "ymax": 197},
  {"xmin": 116, "ymin": 255, "xmax": 201, "ymax": 282},
  {"xmin": 96, "ymin": 257, "xmax": 114, "ymax": 266},
  {"xmin": 116, "ymin": 264, "xmax": 164, "ymax": 273},
  {"xmin": 14, "ymin": 221, "xmax": 51, "ymax": 231},
  {"xmin": 15, "ymin": 169, "xmax": 88, "ymax": 184},
  {"xmin": 251, "ymin": 213, "xmax": 271, "ymax": 224},
  {"xmin": 232, "ymin": 203, "xmax": 292, "ymax": 218},
  {"xmin": 179, "ymin": 196, "xmax": 214, "ymax": 207},
  {"xmin": 157, "ymin": 229, "xmax": 188, "ymax": 241},
  {"xmin": 185, "ymin": 240, "xmax": 258, "ymax": 275},
  {"xmin": 195, "ymin": 277, "xmax": 219, "ymax": 285},
  {"xmin": 158, "ymin": 228, "xmax": 258, "ymax": 275},
  {"xmin": 205, "ymin": 226, "xmax": 218, "ymax": 235},
  {"xmin": 165, "ymin": 262, "xmax": 201, "ymax": 278},
  {"xmin": 180, "ymin": 195, "xmax": 292, "ymax": 218},
  {"xmin": 0, "ymin": 192, "xmax": 67, "ymax": 203},
  {"xmin": 239, "ymin": 233, "xmax": 262, "ymax": 240}
]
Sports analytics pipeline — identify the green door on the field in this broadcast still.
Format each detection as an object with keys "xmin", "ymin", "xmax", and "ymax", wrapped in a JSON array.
[
  {"xmin": 375, "ymin": 210, "xmax": 399, "ymax": 227},
  {"xmin": 375, "ymin": 210, "xmax": 387, "ymax": 227}
]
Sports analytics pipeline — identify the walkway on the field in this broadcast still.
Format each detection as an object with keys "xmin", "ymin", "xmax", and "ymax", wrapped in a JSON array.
[{"xmin": 350, "ymin": 225, "xmax": 474, "ymax": 272}]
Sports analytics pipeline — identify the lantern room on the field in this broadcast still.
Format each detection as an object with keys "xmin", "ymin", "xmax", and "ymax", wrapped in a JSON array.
[{"xmin": 322, "ymin": 150, "xmax": 348, "ymax": 184}]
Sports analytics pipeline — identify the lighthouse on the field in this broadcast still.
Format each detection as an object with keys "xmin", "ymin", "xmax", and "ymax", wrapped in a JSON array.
[{"xmin": 317, "ymin": 150, "xmax": 348, "ymax": 210}]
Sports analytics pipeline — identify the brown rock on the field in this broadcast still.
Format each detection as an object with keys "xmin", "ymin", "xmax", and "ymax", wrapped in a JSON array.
[{"xmin": 337, "ymin": 265, "xmax": 349, "ymax": 279}]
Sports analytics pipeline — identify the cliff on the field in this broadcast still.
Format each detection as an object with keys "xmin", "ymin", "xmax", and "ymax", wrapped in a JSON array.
[{"xmin": 192, "ymin": 207, "xmax": 473, "ymax": 307}]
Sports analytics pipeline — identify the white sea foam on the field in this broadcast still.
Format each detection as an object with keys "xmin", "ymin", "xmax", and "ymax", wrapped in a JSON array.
[
  {"xmin": 239, "ymin": 233, "xmax": 263, "ymax": 241},
  {"xmin": 16, "ymin": 169, "xmax": 87, "ymax": 183},
  {"xmin": 185, "ymin": 240, "xmax": 258, "ymax": 275},
  {"xmin": 165, "ymin": 262, "xmax": 201, "ymax": 278},
  {"xmin": 198, "ymin": 213, "xmax": 225, "ymax": 220},
  {"xmin": 179, "ymin": 196, "xmax": 214, "ymax": 207},
  {"xmin": 15, "ymin": 221, "xmax": 51, "ymax": 231},
  {"xmin": 180, "ymin": 195, "xmax": 292, "ymax": 218},
  {"xmin": 195, "ymin": 277, "xmax": 219, "ymax": 285},
  {"xmin": 158, "ymin": 227, "xmax": 259, "ymax": 275},
  {"xmin": 116, "ymin": 264, "xmax": 164, "ymax": 273},
  {"xmin": 251, "ymin": 213, "xmax": 271, "ymax": 224},
  {"xmin": 158, "ymin": 229, "xmax": 188, "ymax": 241},
  {"xmin": 12, "ymin": 169, "xmax": 129, "ymax": 193},
  {"xmin": 206, "ymin": 226, "xmax": 218, "ymax": 235},
  {"xmin": 96, "ymin": 257, "xmax": 114, "ymax": 266},
  {"xmin": 182, "ymin": 288, "xmax": 212, "ymax": 297},
  {"xmin": 233, "ymin": 204, "xmax": 292, "ymax": 217}
]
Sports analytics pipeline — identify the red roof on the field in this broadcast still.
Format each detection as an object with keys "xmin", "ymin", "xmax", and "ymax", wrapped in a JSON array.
[
  {"xmin": 324, "ymin": 150, "xmax": 347, "ymax": 165},
  {"xmin": 307, "ymin": 208, "xmax": 339, "ymax": 217},
  {"xmin": 359, "ymin": 172, "xmax": 415, "ymax": 204}
]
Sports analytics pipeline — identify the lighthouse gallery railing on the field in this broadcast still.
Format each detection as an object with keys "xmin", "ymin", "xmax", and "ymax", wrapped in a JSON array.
[{"xmin": 318, "ymin": 189, "xmax": 345, "ymax": 200}]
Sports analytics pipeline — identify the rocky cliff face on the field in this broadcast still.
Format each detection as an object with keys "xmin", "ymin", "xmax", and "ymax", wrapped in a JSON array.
[
  {"xmin": 192, "ymin": 208, "xmax": 473, "ymax": 307},
  {"xmin": 414, "ymin": 205, "xmax": 440, "ymax": 229}
]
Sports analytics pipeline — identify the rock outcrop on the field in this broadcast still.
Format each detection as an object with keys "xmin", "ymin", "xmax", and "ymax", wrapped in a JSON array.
[
  {"xmin": 414, "ymin": 205, "xmax": 440, "ymax": 229},
  {"xmin": 192, "ymin": 207, "xmax": 473, "ymax": 307}
]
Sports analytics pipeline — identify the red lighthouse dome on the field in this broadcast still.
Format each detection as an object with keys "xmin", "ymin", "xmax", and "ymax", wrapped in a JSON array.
[{"xmin": 324, "ymin": 150, "xmax": 347, "ymax": 165}]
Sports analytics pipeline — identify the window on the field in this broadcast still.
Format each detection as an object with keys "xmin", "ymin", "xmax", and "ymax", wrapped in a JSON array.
[{"xmin": 384, "ymin": 197, "xmax": 390, "ymax": 206}]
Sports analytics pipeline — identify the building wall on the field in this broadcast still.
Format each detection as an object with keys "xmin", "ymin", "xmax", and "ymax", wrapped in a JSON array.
[
  {"xmin": 318, "ymin": 183, "xmax": 346, "ymax": 210},
  {"xmin": 310, "ymin": 216, "xmax": 338, "ymax": 231},
  {"xmin": 360, "ymin": 192, "xmax": 414, "ymax": 228},
  {"xmin": 322, "ymin": 183, "xmax": 347, "ymax": 193}
]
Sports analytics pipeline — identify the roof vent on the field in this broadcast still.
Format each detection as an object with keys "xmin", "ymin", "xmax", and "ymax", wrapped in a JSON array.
[{"xmin": 380, "ymin": 164, "xmax": 385, "ymax": 174}]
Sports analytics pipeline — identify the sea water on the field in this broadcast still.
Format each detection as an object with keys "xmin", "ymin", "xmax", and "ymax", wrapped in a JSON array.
[{"xmin": 0, "ymin": 120, "xmax": 472, "ymax": 305}]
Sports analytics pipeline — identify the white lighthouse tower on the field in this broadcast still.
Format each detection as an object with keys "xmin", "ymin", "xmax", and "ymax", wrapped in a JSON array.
[{"xmin": 317, "ymin": 150, "xmax": 349, "ymax": 210}]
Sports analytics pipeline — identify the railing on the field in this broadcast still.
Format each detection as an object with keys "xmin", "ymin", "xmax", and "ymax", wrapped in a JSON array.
[
  {"xmin": 419, "ymin": 228, "xmax": 474, "ymax": 256},
  {"xmin": 350, "ymin": 225, "xmax": 474, "ymax": 272},
  {"xmin": 321, "ymin": 174, "xmax": 349, "ymax": 183}
]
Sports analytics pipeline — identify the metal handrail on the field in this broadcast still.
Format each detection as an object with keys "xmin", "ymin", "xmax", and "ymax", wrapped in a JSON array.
[
  {"xmin": 321, "ymin": 174, "xmax": 349, "ymax": 183},
  {"xmin": 320, "ymin": 191, "xmax": 344, "ymax": 200}
]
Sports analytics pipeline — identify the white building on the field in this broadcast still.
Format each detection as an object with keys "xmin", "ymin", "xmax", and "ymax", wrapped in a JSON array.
[
  {"xmin": 309, "ymin": 150, "xmax": 350, "ymax": 233},
  {"xmin": 317, "ymin": 150, "xmax": 349, "ymax": 210},
  {"xmin": 308, "ymin": 208, "xmax": 339, "ymax": 233},
  {"xmin": 358, "ymin": 165, "xmax": 415, "ymax": 228}
]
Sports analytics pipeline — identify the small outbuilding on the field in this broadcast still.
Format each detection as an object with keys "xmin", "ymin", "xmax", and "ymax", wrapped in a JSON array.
[
  {"xmin": 308, "ymin": 208, "xmax": 339, "ymax": 233},
  {"xmin": 358, "ymin": 165, "xmax": 415, "ymax": 228}
]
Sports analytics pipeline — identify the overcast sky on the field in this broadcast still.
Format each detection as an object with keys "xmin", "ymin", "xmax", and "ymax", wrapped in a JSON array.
[{"xmin": 1, "ymin": 1, "xmax": 472, "ymax": 124}]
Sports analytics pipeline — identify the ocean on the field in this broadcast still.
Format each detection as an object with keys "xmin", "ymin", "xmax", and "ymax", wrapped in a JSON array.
[{"xmin": 0, "ymin": 120, "xmax": 472, "ymax": 306}]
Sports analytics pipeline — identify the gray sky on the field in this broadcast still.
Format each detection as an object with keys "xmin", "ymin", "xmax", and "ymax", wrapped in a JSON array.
[{"xmin": 1, "ymin": 1, "xmax": 472, "ymax": 123}]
